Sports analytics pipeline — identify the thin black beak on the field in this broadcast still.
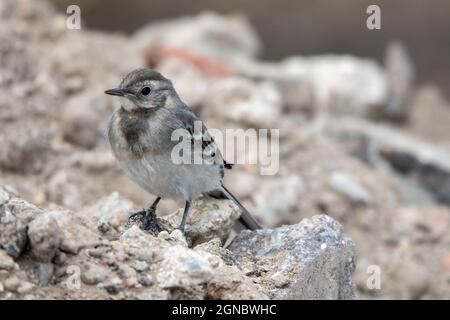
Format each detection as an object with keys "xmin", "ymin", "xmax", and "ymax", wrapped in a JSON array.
[{"xmin": 104, "ymin": 88, "xmax": 127, "ymax": 96}]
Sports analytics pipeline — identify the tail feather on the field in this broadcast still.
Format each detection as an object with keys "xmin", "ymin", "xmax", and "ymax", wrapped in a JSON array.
[{"xmin": 219, "ymin": 184, "xmax": 262, "ymax": 230}]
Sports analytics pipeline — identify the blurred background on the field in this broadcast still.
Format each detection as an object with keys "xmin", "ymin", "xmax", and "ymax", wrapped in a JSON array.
[{"xmin": 1, "ymin": 0, "xmax": 450, "ymax": 299}]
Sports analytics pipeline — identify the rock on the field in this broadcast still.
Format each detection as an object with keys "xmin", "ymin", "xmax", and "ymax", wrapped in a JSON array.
[
  {"xmin": 17, "ymin": 281, "xmax": 34, "ymax": 294},
  {"xmin": 329, "ymin": 172, "xmax": 371, "ymax": 205},
  {"xmin": 133, "ymin": 261, "xmax": 149, "ymax": 272},
  {"xmin": 156, "ymin": 245, "xmax": 214, "ymax": 288},
  {"xmin": 0, "ymin": 249, "xmax": 18, "ymax": 270},
  {"xmin": 162, "ymin": 196, "xmax": 241, "ymax": 245},
  {"xmin": 28, "ymin": 213, "xmax": 62, "ymax": 262},
  {"xmin": 0, "ymin": 186, "xmax": 11, "ymax": 205},
  {"xmin": 238, "ymin": 55, "xmax": 388, "ymax": 118},
  {"xmin": 2, "ymin": 196, "xmax": 43, "ymax": 224},
  {"xmin": 138, "ymin": 275, "xmax": 153, "ymax": 287},
  {"xmin": 133, "ymin": 11, "xmax": 261, "ymax": 64},
  {"xmin": 0, "ymin": 206, "xmax": 28, "ymax": 258},
  {"xmin": 78, "ymin": 192, "xmax": 136, "ymax": 237},
  {"xmin": 38, "ymin": 263, "xmax": 54, "ymax": 286},
  {"xmin": 206, "ymin": 264, "xmax": 268, "ymax": 300},
  {"xmin": 229, "ymin": 215, "xmax": 356, "ymax": 299},
  {"xmin": 330, "ymin": 118, "xmax": 450, "ymax": 204},
  {"xmin": 44, "ymin": 210, "xmax": 101, "ymax": 254},
  {"xmin": 3, "ymin": 276, "xmax": 21, "ymax": 292},
  {"xmin": 204, "ymin": 77, "xmax": 282, "ymax": 128},
  {"xmin": 81, "ymin": 262, "xmax": 110, "ymax": 285}
]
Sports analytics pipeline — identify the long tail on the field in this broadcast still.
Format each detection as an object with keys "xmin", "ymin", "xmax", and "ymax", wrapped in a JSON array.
[{"xmin": 218, "ymin": 184, "xmax": 262, "ymax": 230}]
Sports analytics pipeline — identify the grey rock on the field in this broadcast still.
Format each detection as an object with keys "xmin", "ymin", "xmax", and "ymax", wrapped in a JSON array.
[
  {"xmin": 17, "ymin": 281, "xmax": 34, "ymax": 294},
  {"xmin": 0, "ymin": 249, "xmax": 18, "ymax": 270},
  {"xmin": 38, "ymin": 263, "xmax": 54, "ymax": 286},
  {"xmin": 0, "ymin": 206, "xmax": 28, "ymax": 258},
  {"xmin": 28, "ymin": 213, "xmax": 62, "ymax": 262},
  {"xmin": 156, "ymin": 245, "xmax": 213, "ymax": 288},
  {"xmin": 78, "ymin": 192, "xmax": 136, "ymax": 238},
  {"xmin": 229, "ymin": 215, "xmax": 356, "ymax": 299},
  {"xmin": 0, "ymin": 186, "xmax": 12, "ymax": 206},
  {"xmin": 45, "ymin": 210, "xmax": 101, "ymax": 254},
  {"xmin": 329, "ymin": 172, "xmax": 371, "ymax": 205},
  {"xmin": 162, "ymin": 196, "xmax": 241, "ymax": 245},
  {"xmin": 81, "ymin": 262, "xmax": 110, "ymax": 285},
  {"xmin": 138, "ymin": 275, "xmax": 153, "ymax": 287},
  {"xmin": 133, "ymin": 261, "xmax": 149, "ymax": 272},
  {"xmin": 3, "ymin": 276, "xmax": 21, "ymax": 292}
]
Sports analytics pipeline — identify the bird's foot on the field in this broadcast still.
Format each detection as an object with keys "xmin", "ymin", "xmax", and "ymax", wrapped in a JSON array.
[
  {"xmin": 143, "ymin": 206, "xmax": 163, "ymax": 233},
  {"xmin": 126, "ymin": 206, "xmax": 163, "ymax": 235}
]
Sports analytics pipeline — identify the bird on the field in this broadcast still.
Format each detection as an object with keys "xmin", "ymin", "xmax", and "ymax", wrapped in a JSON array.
[{"xmin": 105, "ymin": 68, "xmax": 262, "ymax": 233}]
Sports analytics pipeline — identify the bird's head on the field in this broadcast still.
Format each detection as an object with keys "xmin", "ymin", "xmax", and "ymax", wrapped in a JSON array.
[{"xmin": 105, "ymin": 68, "xmax": 175, "ymax": 111}]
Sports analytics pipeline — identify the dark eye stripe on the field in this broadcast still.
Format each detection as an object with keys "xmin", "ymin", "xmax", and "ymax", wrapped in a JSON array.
[{"xmin": 141, "ymin": 87, "xmax": 151, "ymax": 95}]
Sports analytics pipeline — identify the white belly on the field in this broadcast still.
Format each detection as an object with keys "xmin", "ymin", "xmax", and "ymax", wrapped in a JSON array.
[{"xmin": 119, "ymin": 153, "xmax": 222, "ymax": 201}]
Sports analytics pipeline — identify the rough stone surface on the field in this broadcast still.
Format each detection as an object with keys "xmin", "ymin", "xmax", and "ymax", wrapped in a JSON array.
[
  {"xmin": 0, "ymin": 206, "xmax": 28, "ymax": 258},
  {"xmin": 229, "ymin": 215, "xmax": 356, "ymax": 299},
  {"xmin": 162, "ymin": 196, "xmax": 241, "ymax": 245},
  {"xmin": 28, "ymin": 213, "xmax": 62, "ymax": 262},
  {"xmin": 156, "ymin": 245, "xmax": 214, "ymax": 288}
]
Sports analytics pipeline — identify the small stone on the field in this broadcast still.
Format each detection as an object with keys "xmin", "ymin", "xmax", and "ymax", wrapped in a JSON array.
[
  {"xmin": 133, "ymin": 261, "xmax": 149, "ymax": 272},
  {"xmin": 81, "ymin": 263, "xmax": 110, "ymax": 285},
  {"xmin": 138, "ymin": 275, "xmax": 153, "ymax": 287},
  {"xmin": 28, "ymin": 213, "xmax": 62, "ymax": 262},
  {"xmin": 137, "ymin": 249, "xmax": 154, "ymax": 263},
  {"xmin": 17, "ymin": 281, "xmax": 34, "ymax": 294},
  {"xmin": 38, "ymin": 263, "xmax": 54, "ymax": 285},
  {"xmin": 53, "ymin": 251, "xmax": 67, "ymax": 265},
  {"xmin": 158, "ymin": 231, "xmax": 170, "ymax": 239},
  {"xmin": 98, "ymin": 222, "xmax": 111, "ymax": 234},
  {"xmin": 0, "ymin": 250, "xmax": 17, "ymax": 270},
  {"xmin": 104, "ymin": 284, "xmax": 120, "ymax": 295},
  {"xmin": 156, "ymin": 245, "xmax": 213, "ymax": 288},
  {"xmin": 0, "ymin": 282, "xmax": 4, "ymax": 293},
  {"xmin": 0, "ymin": 209, "xmax": 28, "ymax": 258},
  {"xmin": 3, "ymin": 276, "xmax": 21, "ymax": 292}
]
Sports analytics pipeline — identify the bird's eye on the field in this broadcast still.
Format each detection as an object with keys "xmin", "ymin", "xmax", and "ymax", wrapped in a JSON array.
[{"xmin": 141, "ymin": 86, "xmax": 151, "ymax": 96}]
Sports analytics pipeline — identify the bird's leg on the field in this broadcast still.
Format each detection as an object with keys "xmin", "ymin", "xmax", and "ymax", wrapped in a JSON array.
[
  {"xmin": 179, "ymin": 201, "xmax": 192, "ymax": 233},
  {"xmin": 144, "ymin": 196, "xmax": 162, "ymax": 231},
  {"xmin": 128, "ymin": 196, "xmax": 162, "ymax": 233}
]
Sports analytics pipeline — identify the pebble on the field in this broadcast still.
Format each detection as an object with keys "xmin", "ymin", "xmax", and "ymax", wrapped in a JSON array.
[
  {"xmin": 38, "ymin": 263, "xmax": 54, "ymax": 285},
  {"xmin": 17, "ymin": 281, "xmax": 34, "ymax": 294},
  {"xmin": 81, "ymin": 263, "xmax": 110, "ymax": 285},
  {"xmin": 133, "ymin": 261, "xmax": 149, "ymax": 272},
  {"xmin": 137, "ymin": 275, "xmax": 153, "ymax": 287},
  {"xmin": 104, "ymin": 284, "xmax": 120, "ymax": 295},
  {"xmin": 3, "ymin": 276, "xmax": 21, "ymax": 292}
]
